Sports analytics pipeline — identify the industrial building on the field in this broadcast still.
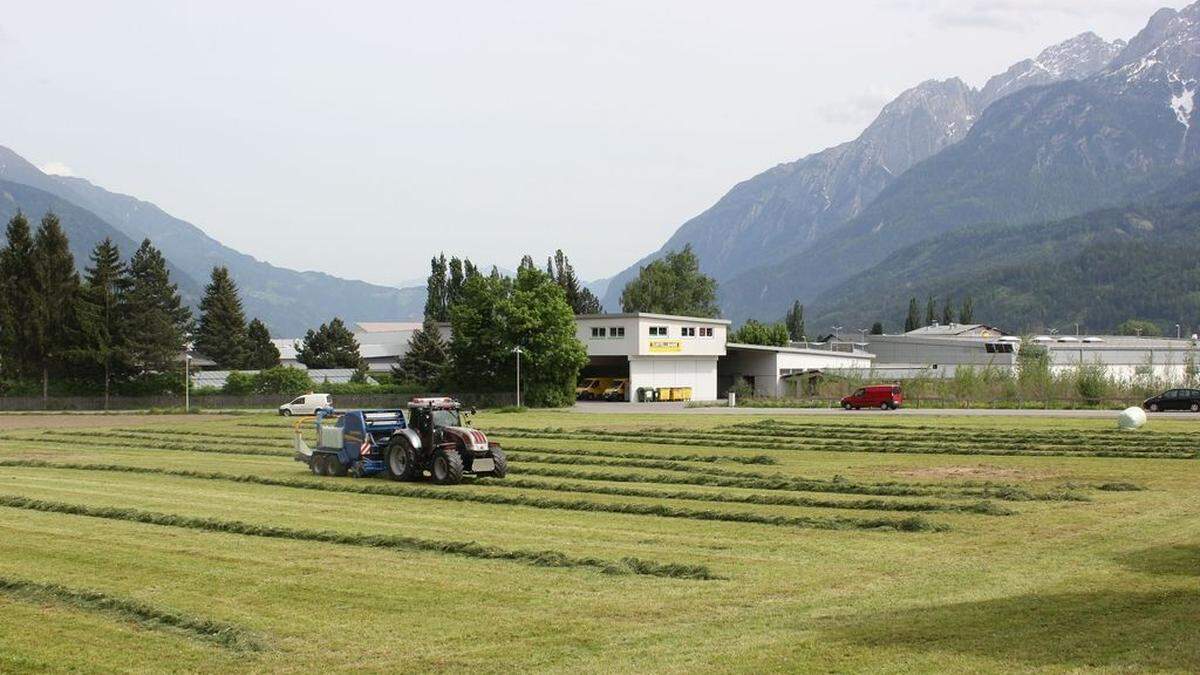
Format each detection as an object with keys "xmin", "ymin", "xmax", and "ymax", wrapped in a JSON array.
[
  {"xmin": 865, "ymin": 323, "xmax": 1200, "ymax": 382},
  {"xmin": 575, "ymin": 313, "xmax": 874, "ymax": 401}
]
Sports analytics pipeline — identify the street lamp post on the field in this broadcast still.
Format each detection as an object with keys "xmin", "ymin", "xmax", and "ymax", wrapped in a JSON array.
[
  {"xmin": 832, "ymin": 325, "xmax": 843, "ymax": 343},
  {"xmin": 1177, "ymin": 324, "xmax": 1182, "ymax": 339},
  {"xmin": 184, "ymin": 354, "xmax": 192, "ymax": 413},
  {"xmin": 512, "ymin": 346, "xmax": 524, "ymax": 408}
]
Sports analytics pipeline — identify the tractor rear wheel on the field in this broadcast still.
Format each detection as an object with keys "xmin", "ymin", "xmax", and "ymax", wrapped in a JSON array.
[
  {"xmin": 489, "ymin": 448, "xmax": 508, "ymax": 478},
  {"xmin": 386, "ymin": 440, "xmax": 419, "ymax": 481},
  {"xmin": 432, "ymin": 448, "xmax": 464, "ymax": 485}
]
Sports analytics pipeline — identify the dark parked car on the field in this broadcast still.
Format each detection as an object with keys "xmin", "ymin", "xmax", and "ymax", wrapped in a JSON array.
[{"xmin": 1142, "ymin": 388, "xmax": 1200, "ymax": 412}]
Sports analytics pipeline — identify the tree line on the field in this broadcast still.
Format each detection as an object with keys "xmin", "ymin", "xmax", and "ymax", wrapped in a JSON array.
[{"xmin": 0, "ymin": 211, "xmax": 372, "ymax": 405}]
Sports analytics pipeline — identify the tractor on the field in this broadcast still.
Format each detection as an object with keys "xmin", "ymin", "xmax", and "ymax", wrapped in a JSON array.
[
  {"xmin": 384, "ymin": 397, "xmax": 507, "ymax": 484},
  {"xmin": 292, "ymin": 397, "xmax": 506, "ymax": 485}
]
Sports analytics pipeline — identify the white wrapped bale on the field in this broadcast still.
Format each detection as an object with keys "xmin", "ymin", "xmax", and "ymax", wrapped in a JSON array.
[{"xmin": 1117, "ymin": 406, "xmax": 1147, "ymax": 430}]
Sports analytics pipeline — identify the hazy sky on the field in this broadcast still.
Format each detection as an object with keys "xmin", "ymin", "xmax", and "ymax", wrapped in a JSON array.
[{"xmin": 0, "ymin": 1, "xmax": 1174, "ymax": 286}]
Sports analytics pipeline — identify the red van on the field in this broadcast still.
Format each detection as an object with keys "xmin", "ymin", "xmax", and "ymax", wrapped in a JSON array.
[{"xmin": 841, "ymin": 385, "xmax": 902, "ymax": 410}]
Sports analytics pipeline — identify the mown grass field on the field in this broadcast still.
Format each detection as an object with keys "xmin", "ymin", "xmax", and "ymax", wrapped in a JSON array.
[{"xmin": 0, "ymin": 409, "xmax": 1197, "ymax": 672}]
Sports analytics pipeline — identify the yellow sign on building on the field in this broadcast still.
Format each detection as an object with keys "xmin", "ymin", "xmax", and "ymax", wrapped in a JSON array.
[{"xmin": 648, "ymin": 340, "xmax": 682, "ymax": 353}]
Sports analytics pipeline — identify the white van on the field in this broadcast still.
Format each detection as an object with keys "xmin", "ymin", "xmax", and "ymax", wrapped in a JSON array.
[{"xmin": 278, "ymin": 393, "xmax": 333, "ymax": 416}]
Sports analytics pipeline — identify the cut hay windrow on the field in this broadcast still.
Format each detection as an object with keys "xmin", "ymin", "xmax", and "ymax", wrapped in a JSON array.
[
  {"xmin": 723, "ymin": 420, "xmax": 1200, "ymax": 450},
  {"xmin": 112, "ymin": 428, "xmax": 294, "ymax": 443},
  {"xmin": 580, "ymin": 427, "xmax": 1195, "ymax": 455},
  {"xmin": 507, "ymin": 464, "xmax": 1086, "ymax": 502},
  {"xmin": 501, "ymin": 444, "xmax": 776, "ymax": 465},
  {"xmin": 0, "ymin": 435, "xmax": 1083, "ymax": 502},
  {"xmin": 0, "ymin": 575, "xmax": 261, "ymax": 651},
  {"xmin": 0, "ymin": 460, "xmax": 949, "ymax": 532},
  {"xmin": 0, "ymin": 495, "xmax": 719, "ymax": 580},
  {"xmin": 491, "ymin": 429, "xmax": 1196, "ymax": 460},
  {"xmin": 31, "ymin": 432, "xmax": 292, "ymax": 458}
]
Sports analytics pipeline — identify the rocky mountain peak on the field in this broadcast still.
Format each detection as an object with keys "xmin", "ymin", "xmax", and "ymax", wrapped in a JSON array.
[{"xmin": 978, "ymin": 32, "xmax": 1125, "ymax": 108}]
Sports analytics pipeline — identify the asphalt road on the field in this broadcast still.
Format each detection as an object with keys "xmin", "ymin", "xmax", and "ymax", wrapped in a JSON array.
[{"xmin": 571, "ymin": 401, "xmax": 1200, "ymax": 420}]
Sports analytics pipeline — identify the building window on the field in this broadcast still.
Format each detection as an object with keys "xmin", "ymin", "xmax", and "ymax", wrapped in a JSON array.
[
  {"xmin": 610, "ymin": 326, "xmax": 625, "ymax": 338},
  {"xmin": 649, "ymin": 326, "xmax": 668, "ymax": 337},
  {"xmin": 700, "ymin": 327, "xmax": 713, "ymax": 337},
  {"xmin": 681, "ymin": 327, "xmax": 696, "ymax": 337},
  {"xmin": 590, "ymin": 327, "xmax": 606, "ymax": 338}
]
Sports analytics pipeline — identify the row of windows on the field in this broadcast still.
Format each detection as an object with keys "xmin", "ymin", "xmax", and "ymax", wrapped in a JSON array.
[
  {"xmin": 588, "ymin": 325, "xmax": 715, "ymax": 338},
  {"xmin": 590, "ymin": 327, "xmax": 627, "ymax": 338}
]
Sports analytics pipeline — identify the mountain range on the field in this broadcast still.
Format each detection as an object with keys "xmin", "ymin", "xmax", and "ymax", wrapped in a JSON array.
[
  {"xmin": 604, "ymin": 2, "xmax": 1200, "ymax": 333},
  {"xmin": 0, "ymin": 147, "xmax": 424, "ymax": 336}
]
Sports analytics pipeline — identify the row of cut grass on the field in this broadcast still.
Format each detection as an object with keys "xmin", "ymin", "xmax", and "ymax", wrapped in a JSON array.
[
  {"xmin": 0, "ymin": 495, "xmax": 718, "ymax": 580},
  {"xmin": 0, "ymin": 575, "xmax": 261, "ymax": 651},
  {"xmin": 0, "ymin": 461, "xmax": 948, "ymax": 532}
]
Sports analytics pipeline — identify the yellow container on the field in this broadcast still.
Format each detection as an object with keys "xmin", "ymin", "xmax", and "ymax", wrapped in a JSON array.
[{"xmin": 672, "ymin": 387, "xmax": 693, "ymax": 401}]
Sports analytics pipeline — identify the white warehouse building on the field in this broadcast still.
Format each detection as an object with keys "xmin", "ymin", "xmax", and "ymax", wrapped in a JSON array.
[
  {"xmin": 575, "ymin": 313, "xmax": 875, "ymax": 401},
  {"xmin": 576, "ymin": 313, "xmax": 728, "ymax": 401}
]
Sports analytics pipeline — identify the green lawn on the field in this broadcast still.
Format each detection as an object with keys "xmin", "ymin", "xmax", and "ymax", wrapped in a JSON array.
[{"xmin": 0, "ymin": 409, "xmax": 1196, "ymax": 672}]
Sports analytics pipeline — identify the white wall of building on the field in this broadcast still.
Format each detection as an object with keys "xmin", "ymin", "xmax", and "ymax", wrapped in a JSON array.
[
  {"xmin": 628, "ymin": 356, "xmax": 718, "ymax": 401},
  {"xmin": 722, "ymin": 344, "xmax": 874, "ymax": 397}
]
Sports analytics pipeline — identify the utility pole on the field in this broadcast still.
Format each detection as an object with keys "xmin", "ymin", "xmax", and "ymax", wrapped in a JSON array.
[{"xmin": 512, "ymin": 346, "xmax": 524, "ymax": 408}]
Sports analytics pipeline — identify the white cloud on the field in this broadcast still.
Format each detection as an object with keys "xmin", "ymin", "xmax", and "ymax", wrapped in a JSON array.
[
  {"xmin": 38, "ymin": 161, "xmax": 75, "ymax": 176},
  {"xmin": 819, "ymin": 86, "xmax": 899, "ymax": 125},
  {"xmin": 888, "ymin": 0, "xmax": 1166, "ymax": 32}
]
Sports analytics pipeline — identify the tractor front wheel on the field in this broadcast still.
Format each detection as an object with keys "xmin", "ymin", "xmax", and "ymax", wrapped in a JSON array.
[
  {"xmin": 432, "ymin": 448, "xmax": 464, "ymax": 485},
  {"xmin": 489, "ymin": 447, "xmax": 508, "ymax": 478},
  {"xmin": 386, "ymin": 441, "xmax": 419, "ymax": 481}
]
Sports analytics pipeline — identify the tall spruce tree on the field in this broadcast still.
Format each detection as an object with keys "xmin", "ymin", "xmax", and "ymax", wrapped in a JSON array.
[
  {"xmin": 0, "ymin": 212, "xmax": 38, "ymax": 379},
  {"xmin": 941, "ymin": 297, "xmax": 954, "ymax": 325},
  {"xmin": 424, "ymin": 254, "xmax": 448, "ymax": 321},
  {"xmin": 125, "ymin": 239, "xmax": 191, "ymax": 375},
  {"xmin": 296, "ymin": 317, "xmax": 362, "ymax": 369},
  {"xmin": 960, "ymin": 296, "xmax": 975, "ymax": 324},
  {"xmin": 393, "ymin": 315, "xmax": 449, "ymax": 387},
  {"xmin": 30, "ymin": 213, "xmax": 81, "ymax": 401},
  {"xmin": 785, "ymin": 301, "xmax": 805, "ymax": 341},
  {"xmin": 76, "ymin": 238, "xmax": 131, "ymax": 408},
  {"xmin": 870, "ymin": 321, "xmax": 884, "ymax": 335},
  {"xmin": 924, "ymin": 295, "xmax": 936, "ymax": 327},
  {"xmin": 195, "ymin": 266, "xmax": 249, "ymax": 368},
  {"xmin": 245, "ymin": 318, "xmax": 280, "ymax": 369},
  {"xmin": 548, "ymin": 249, "xmax": 602, "ymax": 315},
  {"xmin": 904, "ymin": 297, "xmax": 921, "ymax": 332}
]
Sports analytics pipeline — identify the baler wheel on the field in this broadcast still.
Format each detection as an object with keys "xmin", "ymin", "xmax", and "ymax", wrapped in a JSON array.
[
  {"xmin": 432, "ymin": 448, "xmax": 464, "ymax": 485},
  {"xmin": 309, "ymin": 456, "xmax": 322, "ymax": 476},
  {"xmin": 328, "ymin": 455, "xmax": 348, "ymax": 477}
]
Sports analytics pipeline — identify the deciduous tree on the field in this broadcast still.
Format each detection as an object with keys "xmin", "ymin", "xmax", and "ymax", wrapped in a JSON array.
[
  {"xmin": 620, "ymin": 245, "xmax": 718, "ymax": 317},
  {"xmin": 785, "ymin": 301, "xmax": 805, "ymax": 341},
  {"xmin": 245, "ymin": 318, "xmax": 280, "ymax": 369}
]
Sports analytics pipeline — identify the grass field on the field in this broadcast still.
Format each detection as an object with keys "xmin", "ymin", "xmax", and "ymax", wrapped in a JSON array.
[{"xmin": 0, "ymin": 409, "xmax": 1197, "ymax": 672}]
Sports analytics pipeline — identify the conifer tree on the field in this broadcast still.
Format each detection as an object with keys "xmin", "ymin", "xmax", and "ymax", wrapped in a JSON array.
[
  {"xmin": 30, "ymin": 213, "xmax": 81, "ymax": 401},
  {"xmin": 424, "ymin": 254, "xmax": 448, "ymax": 321},
  {"xmin": 125, "ymin": 239, "xmax": 192, "ymax": 375},
  {"xmin": 549, "ymin": 249, "xmax": 602, "ymax": 315},
  {"xmin": 195, "ymin": 266, "xmax": 249, "ymax": 368},
  {"xmin": 447, "ymin": 257, "xmax": 467, "ymax": 309},
  {"xmin": 0, "ymin": 212, "xmax": 38, "ymax": 379},
  {"xmin": 785, "ymin": 300, "xmax": 805, "ymax": 341},
  {"xmin": 393, "ymin": 315, "xmax": 449, "ymax": 387},
  {"xmin": 904, "ymin": 297, "xmax": 921, "ymax": 332},
  {"xmin": 77, "ymin": 238, "xmax": 131, "ymax": 407},
  {"xmin": 245, "ymin": 318, "xmax": 280, "ymax": 369},
  {"xmin": 941, "ymin": 297, "xmax": 954, "ymax": 325},
  {"xmin": 296, "ymin": 317, "xmax": 362, "ymax": 369},
  {"xmin": 870, "ymin": 321, "xmax": 884, "ymax": 335},
  {"xmin": 960, "ymin": 296, "xmax": 975, "ymax": 324},
  {"xmin": 924, "ymin": 295, "xmax": 936, "ymax": 327}
]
